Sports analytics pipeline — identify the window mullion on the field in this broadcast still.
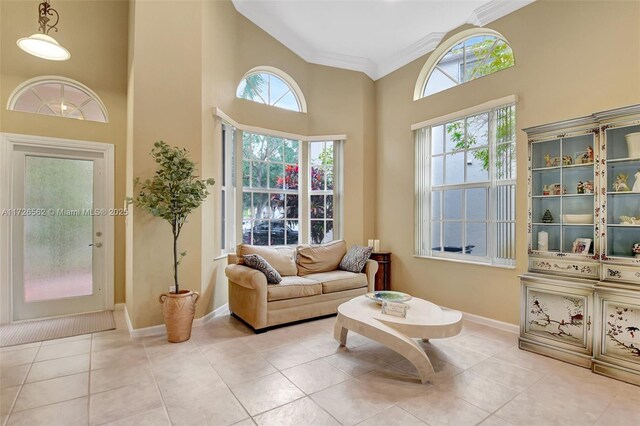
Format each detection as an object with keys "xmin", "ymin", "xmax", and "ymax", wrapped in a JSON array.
[{"xmin": 300, "ymin": 141, "xmax": 310, "ymax": 244}]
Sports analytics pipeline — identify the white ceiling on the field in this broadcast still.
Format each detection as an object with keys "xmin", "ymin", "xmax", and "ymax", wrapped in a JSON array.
[{"xmin": 232, "ymin": 0, "xmax": 534, "ymax": 80}]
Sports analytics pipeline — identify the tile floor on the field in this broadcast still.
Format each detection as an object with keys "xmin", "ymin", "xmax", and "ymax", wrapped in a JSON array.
[{"xmin": 1, "ymin": 311, "xmax": 639, "ymax": 426}]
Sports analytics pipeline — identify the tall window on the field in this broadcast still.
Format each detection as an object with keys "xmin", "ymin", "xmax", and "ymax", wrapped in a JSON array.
[
  {"xmin": 242, "ymin": 133, "xmax": 300, "ymax": 245},
  {"xmin": 414, "ymin": 29, "xmax": 514, "ymax": 100},
  {"xmin": 415, "ymin": 102, "xmax": 516, "ymax": 266},
  {"xmin": 310, "ymin": 141, "xmax": 334, "ymax": 244},
  {"xmin": 236, "ymin": 66, "xmax": 307, "ymax": 113},
  {"xmin": 219, "ymin": 122, "xmax": 343, "ymax": 250}
]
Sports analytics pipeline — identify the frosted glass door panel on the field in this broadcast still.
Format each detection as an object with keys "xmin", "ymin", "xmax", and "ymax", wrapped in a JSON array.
[{"xmin": 23, "ymin": 156, "xmax": 93, "ymax": 302}]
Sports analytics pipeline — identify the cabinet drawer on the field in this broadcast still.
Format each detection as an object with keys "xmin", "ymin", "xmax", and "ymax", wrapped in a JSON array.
[
  {"xmin": 530, "ymin": 257, "xmax": 600, "ymax": 279},
  {"xmin": 603, "ymin": 264, "xmax": 640, "ymax": 285}
]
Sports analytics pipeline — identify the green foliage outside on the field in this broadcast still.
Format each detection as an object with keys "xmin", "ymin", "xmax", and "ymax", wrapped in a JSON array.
[
  {"xmin": 445, "ymin": 40, "xmax": 516, "ymax": 177},
  {"xmin": 130, "ymin": 141, "xmax": 215, "ymax": 292},
  {"xmin": 446, "ymin": 106, "xmax": 515, "ymax": 177},
  {"xmin": 239, "ymin": 74, "xmax": 267, "ymax": 102},
  {"xmin": 464, "ymin": 39, "xmax": 514, "ymax": 81}
]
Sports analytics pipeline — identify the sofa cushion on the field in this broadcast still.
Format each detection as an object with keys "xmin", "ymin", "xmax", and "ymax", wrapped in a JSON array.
[
  {"xmin": 296, "ymin": 240, "xmax": 347, "ymax": 276},
  {"xmin": 237, "ymin": 244, "xmax": 297, "ymax": 276},
  {"xmin": 304, "ymin": 270, "xmax": 368, "ymax": 294},
  {"xmin": 267, "ymin": 276, "xmax": 322, "ymax": 302},
  {"xmin": 339, "ymin": 245, "xmax": 373, "ymax": 273},
  {"xmin": 243, "ymin": 254, "xmax": 282, "ymax": 284}
]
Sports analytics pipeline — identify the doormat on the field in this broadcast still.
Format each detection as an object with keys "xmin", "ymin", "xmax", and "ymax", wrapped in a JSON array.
[{"xmin": 0, "ymin": 310, "xmax": 116, "ymax": 347}]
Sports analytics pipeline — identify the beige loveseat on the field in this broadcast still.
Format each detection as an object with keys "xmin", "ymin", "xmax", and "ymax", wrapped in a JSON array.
[{"xmin": 225, "ymin": 240, "xmax": 378, "ymax": 331}]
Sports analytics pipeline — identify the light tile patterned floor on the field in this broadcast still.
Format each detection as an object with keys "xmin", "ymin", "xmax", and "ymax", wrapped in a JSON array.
[{"xmin": 1, "ymin": 311, "xmax": 639, "ymax": 426}]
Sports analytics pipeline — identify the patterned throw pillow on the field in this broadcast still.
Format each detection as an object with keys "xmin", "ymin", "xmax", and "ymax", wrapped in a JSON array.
[
  {"xmin": 243, "ymin": 254, "xmax": 282, "ymax": 284},
  {"xmin": 339, "ymin": 245, "xmax": 373, "ymax": 273}
]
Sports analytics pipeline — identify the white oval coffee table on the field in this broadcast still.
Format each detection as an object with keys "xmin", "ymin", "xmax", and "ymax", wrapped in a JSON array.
[{"xmin": 334, "ymin": 295, "xmax": 462, "ymax": 384}]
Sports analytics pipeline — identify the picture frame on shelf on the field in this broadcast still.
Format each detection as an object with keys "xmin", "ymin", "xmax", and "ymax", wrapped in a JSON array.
[{"xmin": 572, "ymin": 238, "xmax": 592, "ymax": 254}]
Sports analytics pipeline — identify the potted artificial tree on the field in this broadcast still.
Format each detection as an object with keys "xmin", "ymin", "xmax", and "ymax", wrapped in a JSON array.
[{"xmin": 131, "ymin": 141, "xmax": 215, "ymax": 342}]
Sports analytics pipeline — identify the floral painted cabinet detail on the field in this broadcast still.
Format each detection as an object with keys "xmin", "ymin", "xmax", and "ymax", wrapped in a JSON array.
[
  {"xmin": 520, "ymin": 275, "xmax": 594, "ymax": 367},
  {"xmin": 593, "ymin": 285, "xmax": 640, "ymax": 386}
]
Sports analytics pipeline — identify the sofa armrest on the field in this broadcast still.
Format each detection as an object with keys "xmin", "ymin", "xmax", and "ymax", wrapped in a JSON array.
[
  {"xmin": 225, "ymin": 264, "xmax": 267, "ymax": 290},
  {"xmin": 225, "ymin": 264, "xmax": 268, "ymax": 330},
  {"xmin": 364, "ymin": 259, "xmax": 378, "ymax": 292}
]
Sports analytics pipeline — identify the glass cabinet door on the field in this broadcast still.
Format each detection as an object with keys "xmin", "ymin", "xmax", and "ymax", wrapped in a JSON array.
[
  {"xmin": 605, "ymin": 124, "xmax": 640, "ymax": 259},
  {"xmin": 531, "ymin": 134, "xmax": 595, "ymax": 255}
]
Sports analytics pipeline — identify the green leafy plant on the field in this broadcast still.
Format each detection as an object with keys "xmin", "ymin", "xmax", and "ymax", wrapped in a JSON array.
[{"xmin": 130, "ymin": 141, "xmax": 215, "ymax": 293}]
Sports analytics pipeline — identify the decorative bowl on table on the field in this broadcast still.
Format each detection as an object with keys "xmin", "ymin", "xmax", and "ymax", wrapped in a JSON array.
[
  {"xmin": 365, "ymin": 291, "xmax": 412, "ymax": 305},
  {"xmin": 562, "ymin": 214, "xmax": 593, "ymax": 224}
]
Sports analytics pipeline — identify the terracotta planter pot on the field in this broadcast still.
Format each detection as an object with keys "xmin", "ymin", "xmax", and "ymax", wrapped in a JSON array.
[{"xmin": 159, "ymin": 290, "xmax": 200, "ymax": 343}]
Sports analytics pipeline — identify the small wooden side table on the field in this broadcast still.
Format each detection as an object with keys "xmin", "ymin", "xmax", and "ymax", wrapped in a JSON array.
[{"xmin": 370, "ymin": 252, "xmax": 391, "ymax": 291}]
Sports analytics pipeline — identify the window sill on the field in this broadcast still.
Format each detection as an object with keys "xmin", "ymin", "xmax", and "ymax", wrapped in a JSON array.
[{"xmin": 413, "ymin": 254, "xmax": 516, "ymax": 270}]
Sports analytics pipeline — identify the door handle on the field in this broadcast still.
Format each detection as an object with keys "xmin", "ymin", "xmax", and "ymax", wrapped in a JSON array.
[{"xmin": 89, "ymin": 243, "xmax": 103, "ymax": 248}]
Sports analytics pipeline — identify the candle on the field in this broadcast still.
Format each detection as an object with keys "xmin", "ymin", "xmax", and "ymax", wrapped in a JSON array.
[
  {"xmin": 538, "ymin": 231, "xmax": 548, "ymax": 252},
  {"xmin": 368, "ymin": 239, "xmax": 374, "ymax": 247},
  {"xmin": 373, "ymin": 240, "xmax": 380, "ymax": 252}
]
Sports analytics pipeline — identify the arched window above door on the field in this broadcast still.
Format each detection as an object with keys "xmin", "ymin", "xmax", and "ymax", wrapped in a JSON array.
[{"xmin": 7, "ymin": 76, "xmax": 108, "ymax": 123}]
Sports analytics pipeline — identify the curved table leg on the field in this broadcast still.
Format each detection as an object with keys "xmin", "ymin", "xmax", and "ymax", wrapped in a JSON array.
[
  {"xmin": 334, "ymin": 315, "xmax": 349, "ymax": 346},
  {"xmin": 334, "ymin": 314, "xmax": 434, "ymax": 384}
]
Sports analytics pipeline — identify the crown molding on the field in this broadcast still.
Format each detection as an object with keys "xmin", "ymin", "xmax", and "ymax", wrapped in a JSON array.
[
  {"xmin": 310, "ymin": 51, "xmax": 377, "ymax": 79},
  {"xmin": 467, "ymin": 0, "xmax": 536, "ymax": 27},
  {"xmin": 374, "ymin": 31, "xmax": 447, "ymax": 80},
  {"xmin": 233, "ymin": 0, "xmax": 536, "ymax": 81}
]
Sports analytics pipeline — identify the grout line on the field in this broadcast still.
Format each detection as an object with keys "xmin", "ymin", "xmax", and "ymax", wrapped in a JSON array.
[
  {"xmin": 87, "ymin": 333, "xmax": 94, "ymax": 425},
  {"xmin": 141, "ymin": 337, "xmax": 174, "ymax": 426},
  {"xmin": 4, "ymin": 343, "xmax": 41, "ymax": 421}
]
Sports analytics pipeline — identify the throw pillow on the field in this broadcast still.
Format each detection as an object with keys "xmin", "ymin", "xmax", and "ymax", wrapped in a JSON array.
[
  {"xmin": 243, "ymin": 254, "xmax": 282, "ymax": 284},
  {"xmin": 339, "ymin": 245, "xmax": 373, "ymax": 273},
  {"xmin": 236, "ymin": 244, "xmax": 297, "ymax": 276}
]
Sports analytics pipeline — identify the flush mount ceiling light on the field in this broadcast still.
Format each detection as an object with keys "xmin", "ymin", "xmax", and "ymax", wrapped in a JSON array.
[{"xmin": 17, "ymin": 0, "xmax": 70, "ymax": 61}]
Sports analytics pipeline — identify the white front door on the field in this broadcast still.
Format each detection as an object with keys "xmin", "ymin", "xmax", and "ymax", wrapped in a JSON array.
[{"xmin": 6, "ymin": 137, "xmax": 113, "ymax": 321}]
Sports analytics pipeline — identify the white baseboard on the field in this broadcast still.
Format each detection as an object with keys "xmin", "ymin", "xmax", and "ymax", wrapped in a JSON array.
[
  {"xmin": 194, "ymin": 303, "xmax": 230, "ymax": 327},
  {"xmin": 125, "ymin": 303, "xmax": 230, "ymax": 339},
  {"xmin": 461, "ymin": 311, "xmax": 519, "ymax": 334},
  {"xmin": 123, "ymin": 304, "xmax": 133, "ymax": 335}
]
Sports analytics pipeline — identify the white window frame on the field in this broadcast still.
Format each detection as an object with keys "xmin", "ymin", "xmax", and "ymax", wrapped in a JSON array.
[
  {"xmin": 214, "ymin": 109, "xmax": 343, "ymax": 253},
  {"xmin": 413, "ymin": 95, "xmax": 517, "ymax": 268}
]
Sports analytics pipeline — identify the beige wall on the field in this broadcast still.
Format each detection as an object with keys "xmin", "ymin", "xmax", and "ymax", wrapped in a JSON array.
[
  {"xmin": 375, "ymin": 0, "xmax": 640, "ymax": 324},
  {"xmin": 126, "ymin": 0, "xmax": 376, "ymax": 328},
  {"xmin": 0, "ymin": 0, "xmax": 129, "ymax": 305}
]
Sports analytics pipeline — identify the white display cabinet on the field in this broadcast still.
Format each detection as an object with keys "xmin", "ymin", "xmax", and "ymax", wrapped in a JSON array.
[{"xmin": 521, "ymin": 104, "xmax": 640, "ymax": 385}]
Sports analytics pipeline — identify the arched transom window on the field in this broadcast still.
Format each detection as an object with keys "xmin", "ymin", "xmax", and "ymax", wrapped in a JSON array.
[
  {"xmin": 7, "ymin": 76, "xmax": 108, "ymax": 123},
  {"xmin": 415, "ymin": 29, "xmax": 515, "ymax": 100},
  {"xmin": 236, "ymin": 66, "xmax": 307, "ymax": 113}
]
